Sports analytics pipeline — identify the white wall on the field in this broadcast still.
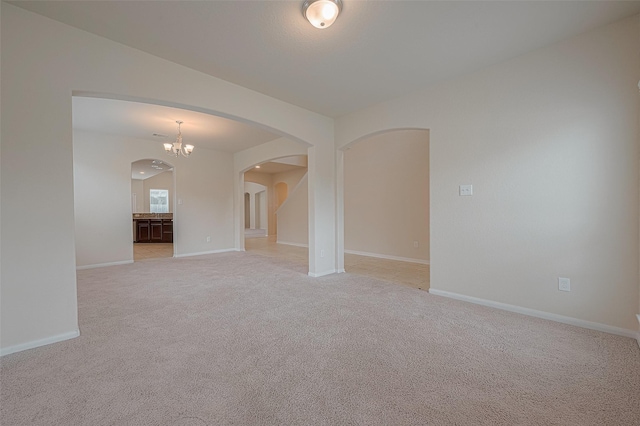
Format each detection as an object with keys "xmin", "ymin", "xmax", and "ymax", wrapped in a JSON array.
[
  {"xmin": 336, "ymin": 16, "xmax": 640, "ymax": 332},
  {"xmin": 73, "ymin": 130, "xmax": 234, "ymax": 268},
  {"xmin": 143, "ymin": 171, "xmax": 173, "ymax": 213},
  {"xmin": 273, "ymin": 168, "xmax": 308, "ymax": 193},
  {"xmin": 244, "ymin": 181, "xmax": 267, "ymax": 229},
  {"xmin": 131, "ymin": 179, "xmax": 144, "ymax": 212},
  {"xmin": 344, "ymin": 130, "xmax": 429, "ymax": 263},
  {"xmin": 1, "ymin": 2, "xmax": 335, "ymax": 353},
  {"xmin": 258, "ymin": 191, "xmax": 267, "ymax": 230},
  {"xmin": 277, "ymin": 173, "xmax": 309, "ymax": 247}
]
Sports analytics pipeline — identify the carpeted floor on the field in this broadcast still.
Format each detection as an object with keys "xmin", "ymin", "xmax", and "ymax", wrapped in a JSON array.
[{"xmin": 1, "ymin": 251, "xmax": 639, "ymax": 425}]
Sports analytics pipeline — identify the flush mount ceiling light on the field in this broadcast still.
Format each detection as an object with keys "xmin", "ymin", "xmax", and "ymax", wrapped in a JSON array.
[
  {"xmin": 163, "ymin": 120, "xmax": 194, "ymax": 158},
  {"xmin": 303, "ymin": 0, "xmax": 342, "ymax": 29}
]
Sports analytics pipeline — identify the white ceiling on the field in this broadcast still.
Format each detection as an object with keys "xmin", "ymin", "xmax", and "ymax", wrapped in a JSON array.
[
  {"xmin": 254, "ymin": 155, "xmax": 308, "ymax": 174},
  {"xmin": 131, "ymin": 159, "xmax": 173, "ymax": 181},
  {"xmin": 12, "ymin": 1, "xmax": 640, "ymax": 118},
  {"xmin": 72, "ymin": 97, "xmax": 281, "ymax": 153},
  {"xmin": 17, "ymin": 0, "xmax": 640, "ymax": 156}
]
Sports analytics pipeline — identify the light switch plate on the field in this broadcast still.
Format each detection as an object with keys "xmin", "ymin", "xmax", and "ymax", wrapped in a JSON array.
[
  {"xmin": 558, "ymin": 277, "xmax": 571, "ymax": 292},
  {"xmin": 459, "ymin": 184, "xmax": 473, "ymax": 196}
]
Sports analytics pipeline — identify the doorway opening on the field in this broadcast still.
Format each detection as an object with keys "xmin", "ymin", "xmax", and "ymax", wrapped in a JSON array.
[
  {"xmin": 342, "ymin": 129, "xmax": 430, "ymax": 290},
  {"xmin": 242, "ymin": 156, "xmax": 308, "ymax": 269},
  {"xmin": 244, "ymin": 182, "xmax": 267, "ymax": 238},
  {"xmin": 131, "ymin": 159, "xmax": 175, "ymax": 261}
]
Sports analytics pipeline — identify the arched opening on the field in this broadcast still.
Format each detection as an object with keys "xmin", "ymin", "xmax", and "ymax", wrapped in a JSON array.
[
  {"xmin": 339, "ymin": 129, "xmax": 430, "ymax": 290},
  {"xmin": 131, "ymin": 159, "xmax": 175, "ymax": 261},
  {"xmin": 71, "ymin": 94, "xmax": 323, "ymax": 267},
  {"xmin": 241, "ymin": 155, "xmax": 309, "ymax": 270},
  {"xmin": 244, "ymin": 182, "xmax": 267, "ymax": 238}
]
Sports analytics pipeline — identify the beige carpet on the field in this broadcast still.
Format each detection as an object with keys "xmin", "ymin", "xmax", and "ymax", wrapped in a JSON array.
[{"xmin": 1, "ymin": 252, "xmax": 639, "ymax": 425}]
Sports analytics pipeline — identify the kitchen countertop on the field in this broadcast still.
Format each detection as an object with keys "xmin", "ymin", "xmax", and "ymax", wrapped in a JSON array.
[{"xmin": 133, "ymin": 213, "xmax": 173, "ymax": 219}]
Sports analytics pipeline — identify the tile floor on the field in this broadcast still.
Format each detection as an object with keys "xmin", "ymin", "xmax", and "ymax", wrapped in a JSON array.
[
  {"xmin": 245, "ymin": 236, "xmax": 429, "ymax": 291},
  {"xmin": 133, "ymin": 243, "xmax": 174, "ymax": 261},
  {"xmin": 133, "ymin": 237, "xmax": 429, "ymax": 291}
]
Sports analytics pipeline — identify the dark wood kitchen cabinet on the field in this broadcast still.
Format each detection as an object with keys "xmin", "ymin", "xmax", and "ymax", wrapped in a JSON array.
[
  {"xmin": 150, "ymin": 220, "xmax": 163, "ymax": 242},
  {"xmin": 136, "ymin": 220, "xmax": 150, "ymax": 242},
  {"xmin": 162, "ymin": 220, "xmax": 173, "ymax": 243},
  {"xmin": 134, "ymin": 218, "xmax": 173, "ymax": 243}
]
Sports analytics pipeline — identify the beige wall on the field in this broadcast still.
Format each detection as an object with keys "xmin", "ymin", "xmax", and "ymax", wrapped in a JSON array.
[
  {"xmin": 344, "ymin": 129, "xmax": 429, "ymax": 263},
  {"xmin": 244, "ymin": 167, "xmax": 308, "ymax": 238},
  {"xmin": 273, "ymin": 168, "xmax": 308, "ymax": 191},
  {"xmin": 131, "ymin": 179, "xmax": 144, "ymax": 213},
  {"xmin": 336, "ymin": 15, "xmax": 640, "ymax": 332},
  {"xmin": 277, "ymin": 173, "xmax": 309, "ymax": 246}
]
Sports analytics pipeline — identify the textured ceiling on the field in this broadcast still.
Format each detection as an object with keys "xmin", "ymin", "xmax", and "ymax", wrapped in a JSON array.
[{"xmin": 12, "ymin": 1, "xmax": 640, "ymax": 118}]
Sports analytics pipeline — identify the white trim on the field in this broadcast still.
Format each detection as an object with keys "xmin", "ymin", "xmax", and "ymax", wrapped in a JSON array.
[
  {"xmin": 276, "ymin": 241, "xmax": 309, "ymax": 248},
  {"xmin": 636, "ymin": 314, "xmax": 640, "ymax": 348},
  {"xmin": 344, "ymin": 249, "xmax": 429, "ymax": 265},
  {"xmin": 1, "ymin": 329, "xmax": 80, "ymax": 357},
  {"xmin": 429, "ymin": 289, "xmax": 637, "ymax": 339},
  {"xmin": 337, "ymin": 268, "xmax": 346, "ymax": 273},
  {"xmin": 308, "ymin": 269, "xmax": 337, "ymax": 278},
  {"xmin": 174, "ymin": 248, "xmax": 240, "ymax": 258},
  {"xmin": 76, "ymin": 260, "xmax": 133, "ymax": 270}
]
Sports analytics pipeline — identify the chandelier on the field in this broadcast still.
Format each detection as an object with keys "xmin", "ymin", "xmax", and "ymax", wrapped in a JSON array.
[{"xmin": 163, "ymin": 120, "xmax": 194, "ymax": 158}]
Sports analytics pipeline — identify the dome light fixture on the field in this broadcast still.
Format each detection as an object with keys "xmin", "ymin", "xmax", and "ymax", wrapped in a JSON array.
[
  {"xmin": 303, "ymin": 0, "xmax": 342, "ymax": 29},
  {"xmin": 163, "ymin": 120, "xmax": 194, "ymax": 158}
]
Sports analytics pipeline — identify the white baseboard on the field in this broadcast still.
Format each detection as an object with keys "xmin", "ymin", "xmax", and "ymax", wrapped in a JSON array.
[
  {"xmin": 429, "ymin": 288, "xmax": 637, "ymax": 339},
  {"xmin": 308, "ymin": 269, "xmax": 337, "ymax": 278},
  {"xmin": 337, "ymin": 268, "xmax": 346, "ymax": 273},
  {"xmin": 76, "ymin": 260, "xmax": 133, "ymax": 270},
  {"xmin": 636, "ymin": 314, "xmax": 640, "ymax": 348},
  {"xmin": 277, "ymin": 241, "xmax": 309, "ymax": 248},
  {"xmin": 344, "ymin": 249, "xmax": 429, "ymax": 265},
  {"xmin": 1, "ymin": 329, "xmax": 80, "ymax": 357},
  {"xmin": 174, "ymin": 248, "xmax": 239, "ymax": 258}
]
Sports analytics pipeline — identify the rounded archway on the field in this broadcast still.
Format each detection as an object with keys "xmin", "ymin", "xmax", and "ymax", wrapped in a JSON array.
[
  {"xmin": 131, "ymin": 158, "xmax": 175, "ymax": 261},
  {"xmin": 338, "ymin": 128, "xmax": 430, "ymax": 289},
  {"xmin": 239, "ymin": 154, "xmax": 310, "ymax": 270}
]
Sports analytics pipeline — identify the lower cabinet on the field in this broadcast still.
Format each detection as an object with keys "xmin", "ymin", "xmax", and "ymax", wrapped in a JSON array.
[
  {"xmin": 135, "ymin": 219, "xmax": 173, "ymax": 243},
  {"xmin": 162, "ymin": 220, "xmax": 173, "ymax": 243},
  {"xmin": 136, "ymin": 220, "xmax": 150, "ymax": 242},
  {"xmin": 150, "ymin": 220, "xmax": 163, "ymax": 242}
]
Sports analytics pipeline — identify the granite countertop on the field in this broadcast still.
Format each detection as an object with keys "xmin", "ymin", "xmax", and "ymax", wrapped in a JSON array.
[{"xmin": 133, "ymin": 213, "xmax": 173, "ymax": 219}]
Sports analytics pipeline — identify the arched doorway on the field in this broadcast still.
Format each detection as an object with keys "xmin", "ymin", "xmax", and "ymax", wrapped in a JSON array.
[
  {"xmin": 340, "ymin": 129, "xmax": 430, "ymax": 290},
  {"xmin": 244, "ymin": 182, "xmax": 267, "ymax": 238},
  {"xmin": 131, "ymin": 159, "xmax": 175, "ymax": 261},
  {"xmin": 241, "ymin": 155, "xmax": 309, "ymax": 269}
]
